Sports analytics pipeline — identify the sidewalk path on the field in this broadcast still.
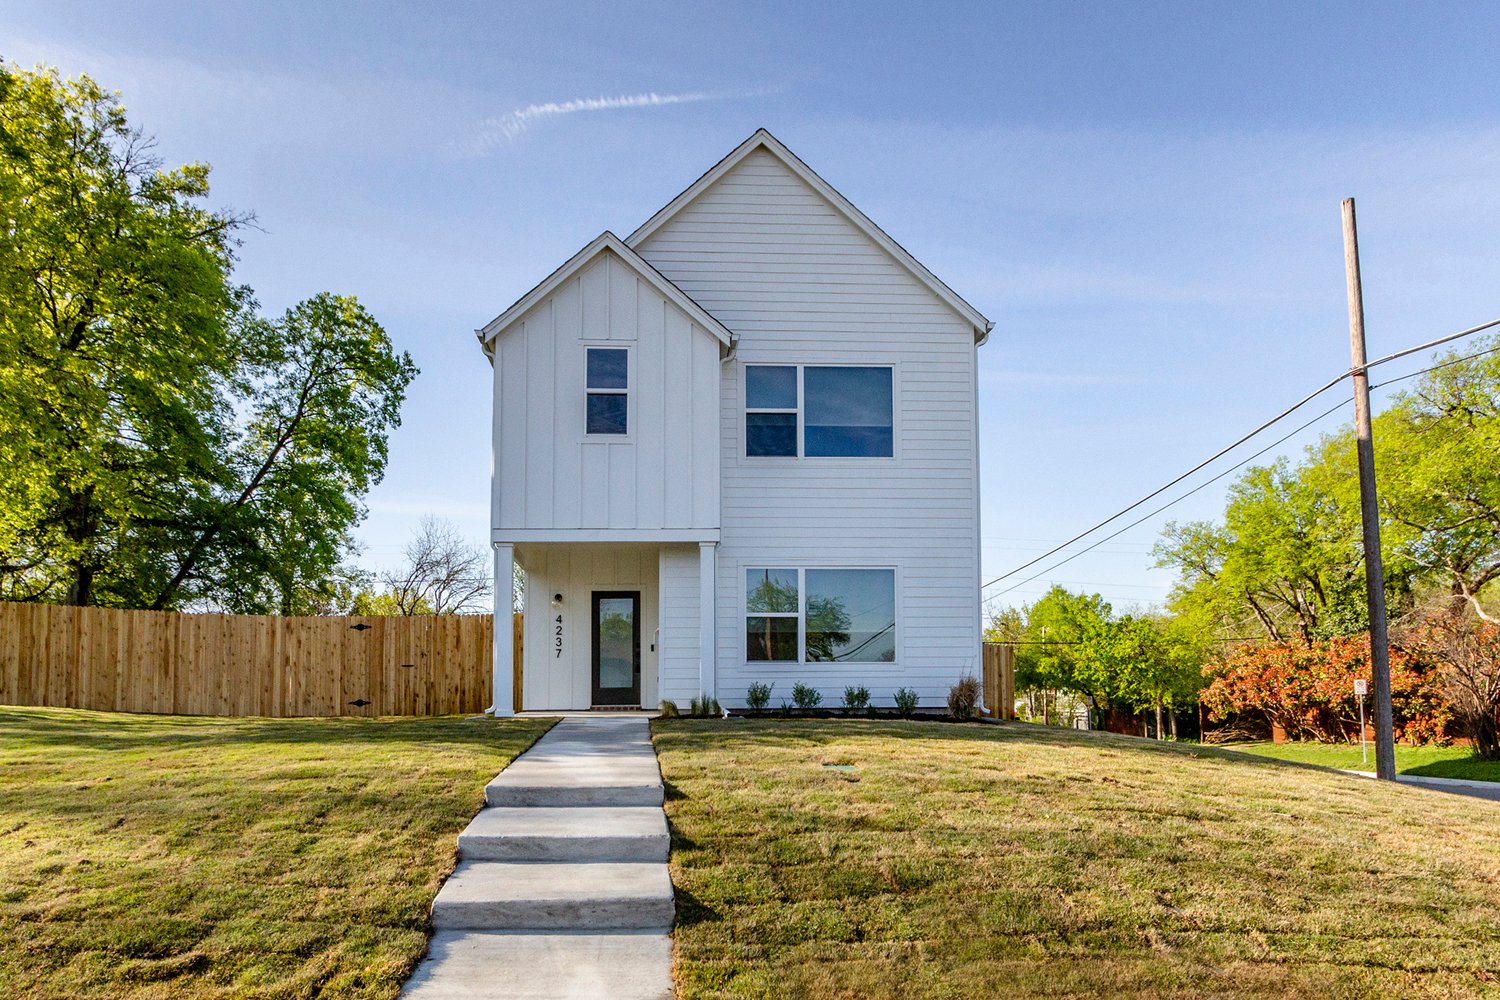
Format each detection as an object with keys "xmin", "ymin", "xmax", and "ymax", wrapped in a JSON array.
[
  {"xmin": 402, "ymin": 717, "xmax": 674, "ymax": 999},
  {"xmin": 1342, "ymin": 768, "xmax": 1500, "ymax": 802}
]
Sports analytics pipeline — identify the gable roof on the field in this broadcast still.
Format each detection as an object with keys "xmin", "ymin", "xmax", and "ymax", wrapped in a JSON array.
[
  {"xmin": 626, "ymin": 128, "xmax": 994, "ymax": 344},
  {"xmin": 477, "ymin": 231, "xmax": 735, "ymax": 358}
]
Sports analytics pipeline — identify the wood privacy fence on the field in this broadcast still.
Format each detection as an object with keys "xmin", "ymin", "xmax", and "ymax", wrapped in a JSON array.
[
  {"xmin": 0, "ymin": 602, "xmax": 522, "ymax": 718},
  {"xmin": 981, "ymin": 642, "xmax": 1017, "ymax": 721}
]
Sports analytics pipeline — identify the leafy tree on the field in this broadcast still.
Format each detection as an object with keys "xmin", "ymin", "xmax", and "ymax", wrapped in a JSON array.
[
  {"xmin": 0, "ymin": 61, "xmax": 248, "ymax": 605},
  {"xmin": 0, "ymin": 62, "xmax": 415, "ymax": 611}
]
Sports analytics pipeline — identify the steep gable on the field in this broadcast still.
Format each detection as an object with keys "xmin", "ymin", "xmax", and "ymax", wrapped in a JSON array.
[{"xmin": 627, "ymin": 130, "xmax": 992, "ymax": 343}]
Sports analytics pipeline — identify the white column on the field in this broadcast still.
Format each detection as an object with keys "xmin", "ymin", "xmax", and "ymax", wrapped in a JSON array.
[
  {"xmin": 492, "ymin": 542, "xmax": 515, "ymax": 717},
  {"xmin": 698, "ymin": 541, "xmax": 717, "ymax": 700}
]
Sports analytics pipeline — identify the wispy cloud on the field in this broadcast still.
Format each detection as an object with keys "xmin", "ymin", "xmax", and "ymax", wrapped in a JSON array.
[{"xmin": 464, "ymin": 89, "xmax": 761, "ymax": 156}]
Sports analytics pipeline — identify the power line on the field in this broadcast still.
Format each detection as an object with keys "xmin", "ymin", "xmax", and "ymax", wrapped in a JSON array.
[
  {"xmin": 982, "ymin": 316, "xmax": 1500, "ymax": 594},
  {"xmin": 985, "ymin": 394, "xmax": 1351, "ymax": 601},
  {"xmin": 984, "ymin": 331, "xmax": 1500, "ymax": 606}
]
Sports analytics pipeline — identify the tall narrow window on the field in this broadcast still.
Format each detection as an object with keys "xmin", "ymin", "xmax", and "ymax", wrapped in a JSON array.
[
  {"xmin": 745, "ymin": 365, "xmax": 798, "ymax": 456},
  {"xmin": 745, "ymin": 568, "xmax": 799, "ymax": 661},
  {"xmin": 586, "ymin": 348, "xmax": 628, "ymax": 435}
]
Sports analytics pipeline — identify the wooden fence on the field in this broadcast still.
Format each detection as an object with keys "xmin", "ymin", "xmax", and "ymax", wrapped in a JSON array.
[
  {"xmin": 0, "ymin": 602, "xmax": 521, "ymax": 718},
  {"xmin": 981, "ymin": 642, "xmax": 1017, "ymax": 720}
]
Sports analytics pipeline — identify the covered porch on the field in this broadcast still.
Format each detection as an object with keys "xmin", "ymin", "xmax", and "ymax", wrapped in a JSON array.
[{"xmin": 490, "ymin": 536, "xmax": 718, "ymax": 714}]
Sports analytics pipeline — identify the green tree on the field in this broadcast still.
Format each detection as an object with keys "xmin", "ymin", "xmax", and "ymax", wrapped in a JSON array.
[
  {"xmin": 0, "ymin": 63, "xmax": 415, "ymax": 611},
  {"xmin": 0, "ymin": 61, "xmax": 248, "ymax": 605}
]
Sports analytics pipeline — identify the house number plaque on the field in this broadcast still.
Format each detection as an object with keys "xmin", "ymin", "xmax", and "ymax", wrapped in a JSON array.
[{"xmin": 554, "ymin": 614, "xmax": 563, "ymax": 658}]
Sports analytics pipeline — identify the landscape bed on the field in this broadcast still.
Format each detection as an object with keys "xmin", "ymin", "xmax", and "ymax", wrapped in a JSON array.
[
  {"xmin": 654, "ymin": 718, "xmax": 1500, "ymax": 999},
  {"xmin": 0, "ymin": 707, "xmax": 552, "ymax": 999}
]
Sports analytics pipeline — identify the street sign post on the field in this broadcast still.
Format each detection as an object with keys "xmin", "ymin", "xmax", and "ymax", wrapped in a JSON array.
[{"xmin": 1354, "ymin": 679, "xmax": 1369, "ymax": 766}]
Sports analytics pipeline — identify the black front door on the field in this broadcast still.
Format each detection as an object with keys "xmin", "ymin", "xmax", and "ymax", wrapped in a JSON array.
[{"xmin": 591, "ymin": 591, "xmax": 641, "ymax": 707}]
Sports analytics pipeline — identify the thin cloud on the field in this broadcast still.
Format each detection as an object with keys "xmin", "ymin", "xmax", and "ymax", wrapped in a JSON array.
[{"xmin": 466, "ymin": 89, "xmax": 760, "ymax": 155}]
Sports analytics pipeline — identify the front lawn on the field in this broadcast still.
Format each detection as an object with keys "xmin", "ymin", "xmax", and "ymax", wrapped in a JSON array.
[
  {"xmin": 654, "ymin": 718, "xmax": 1500, "ymax": 999},
  {"xmin": 1223, "ymin": 740, "xmax": 1500, "ymax": 782},
  {"xmin": 0, "ymin": 707, "xmax": 552, "ymax": 999}
]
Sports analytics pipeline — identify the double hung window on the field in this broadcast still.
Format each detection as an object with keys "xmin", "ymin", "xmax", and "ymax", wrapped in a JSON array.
[
  {"xmin": 585, "ymin": 348, "xmax": 628, "ymax": 435},
  {"xmin": 745, "ymin": 365, "xmax": 893, "ymax": 457}
]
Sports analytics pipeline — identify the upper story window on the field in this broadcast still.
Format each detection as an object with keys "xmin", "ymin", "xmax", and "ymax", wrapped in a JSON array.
[
  {"xmin": 585, "ymin": 348, "xmax": 628, "ymax": 435},
  {"xmin": 745, "ymin": 365, "xmax": 893, "ymax": 457}
]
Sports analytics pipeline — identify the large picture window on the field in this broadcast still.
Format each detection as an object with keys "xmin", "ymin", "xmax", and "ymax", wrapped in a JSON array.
[
  {"xmin": 585, "ymin": 348, "xmax": 628, "ymax": 435},
  {"xmin": 744, "ymin": 365, "xmax": 893, "ymax": 457},
  {"xmin": 745, "ymin": 567, "xmax": 896, "ymax": 663}
]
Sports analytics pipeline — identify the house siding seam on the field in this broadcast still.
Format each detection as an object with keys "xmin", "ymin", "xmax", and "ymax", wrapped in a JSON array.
[{"xmin": 635, "ymin": 148, "xmax": 981, "ymax": 708}]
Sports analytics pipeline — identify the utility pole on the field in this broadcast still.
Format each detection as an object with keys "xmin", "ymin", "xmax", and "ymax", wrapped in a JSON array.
[{"xmin": 1341, "ymin": 197, "xmax": 1397, "ymax": 781}]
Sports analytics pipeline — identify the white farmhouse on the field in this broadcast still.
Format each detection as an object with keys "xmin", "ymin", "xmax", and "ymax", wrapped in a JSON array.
[{"xmin": 479, "ymin": 130, "xmax": 991, "ymax": 714}]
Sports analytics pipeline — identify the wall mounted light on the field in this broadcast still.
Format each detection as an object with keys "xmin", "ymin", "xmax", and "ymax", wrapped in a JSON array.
[{"xmin": 551, "ymin": 593, "xmax": 564, "ymax": 609}]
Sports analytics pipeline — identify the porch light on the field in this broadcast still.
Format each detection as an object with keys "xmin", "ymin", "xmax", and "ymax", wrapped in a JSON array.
[{"xmin": 551, "ymin": 593, "xmax": 563, "ymax": 609}]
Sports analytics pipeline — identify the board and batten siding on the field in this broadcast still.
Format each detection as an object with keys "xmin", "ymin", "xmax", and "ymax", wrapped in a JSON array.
[
  {"xmin": 635, "ymin": 148, "xmax": 983, "ymax": 708},
  {"xmin": 493, "ymin": 250, "xmax": 721, "ymax": 532},
  {"xmin": 519, "ymin": 543, "xmax": 660, "ymax": 710},
  {"xmin": 657, "ymin": 544, "xmax": 703, "ymax": 704}
]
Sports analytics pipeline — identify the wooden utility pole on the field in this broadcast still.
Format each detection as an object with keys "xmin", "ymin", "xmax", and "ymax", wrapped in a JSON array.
[{"xmin": 1341, "ymin": 197, "xmax": 1397, "ymax": 781}]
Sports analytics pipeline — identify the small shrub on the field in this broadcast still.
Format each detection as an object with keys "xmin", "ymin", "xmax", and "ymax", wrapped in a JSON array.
[
  {"xmin": 778, "ymin": 699, "xmax": 792, "ymax": 717},
  {"xmin": 688, "ymin": 694, "xmax": 722, "ymax": 717},
  {"xmin": 746, "ymin": 681, "xmax": 774, "ymax": 711},
  {"xmin": 791, "ymin": 682, "xmax": 822, "ymax": 711},
  {"xmin": 948, "ymin": 675, "xmax": 980, "ymax": 720},
  {"xmin": 658, "ymin": 699, "xmax": 679, "ymax": 718},
  {"xmin": 894, "ymin": 687, "xmax": 919, "ymax": 718},
  {"xmin": 842, "ymin": 685, "xmax": 871, "ymax": 714}
]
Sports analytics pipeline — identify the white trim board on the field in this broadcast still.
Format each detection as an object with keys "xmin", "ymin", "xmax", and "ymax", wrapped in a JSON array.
[
  {"xmin": 493, "ymin": 529, "xmax": 721, "ymax": 544},
  {"xmin": 476, "ymin": 232, "xmax": 735, "ymax": 358},
  {"xmin": 625, "ymin": 128, "xmax": 994, "ymax": 345}
]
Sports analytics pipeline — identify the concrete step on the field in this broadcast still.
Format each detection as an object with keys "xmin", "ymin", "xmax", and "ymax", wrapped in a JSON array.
[
  {"xmin": 458, "ymin": 807, "xmax": 668, "ymax": 863},
  {"xmin": 431, "ymin": 862, "xmax": 674, "ymax": 931},
  {"xmin": 400, "ymin": 930, "xmax": 673, "ymax": 999},
  {"xmin": 485, "ymin": 779, "xmax": 664, "ymax": 808}
]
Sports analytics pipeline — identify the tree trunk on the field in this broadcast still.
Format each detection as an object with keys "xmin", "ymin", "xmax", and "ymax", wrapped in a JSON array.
[
  {"xmin": 1169, "ymin": 710, "xmax": 1178, "ymax": 739},
  {"xmin": 1155, "ymin": 699, "xmax": 1164, "ymax": 740}
]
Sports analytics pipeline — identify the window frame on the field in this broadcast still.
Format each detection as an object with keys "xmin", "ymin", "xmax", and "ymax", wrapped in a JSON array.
[
  {"xmin": 583, "ymin": 345, "xmax": 630, "ymax": 438},
  {"xmin": 742, "ymin": 565, "xmax": 898, "ymax": 665},
  {"xmin": 742, "ymin": 363, "xmax": 896, "ymax": 460}
]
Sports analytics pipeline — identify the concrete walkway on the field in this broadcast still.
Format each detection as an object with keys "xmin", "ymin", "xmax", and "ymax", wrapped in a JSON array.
[
  {"xmin": 1342, "ymin": 768, "xmax": 1500, "ymax": 802},
  {"xmin": 402, "ymin": 717, "xmax": 674, "ymax": 999}
]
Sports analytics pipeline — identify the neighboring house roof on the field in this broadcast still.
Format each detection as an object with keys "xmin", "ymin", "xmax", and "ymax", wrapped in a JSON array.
[
  {"xmin": 477, "ymin": 231, "xmax": 736, "ymax": 359},
  {"xmin": 627, "ymin": 128, "xmax": 994, "ymax": 344}
]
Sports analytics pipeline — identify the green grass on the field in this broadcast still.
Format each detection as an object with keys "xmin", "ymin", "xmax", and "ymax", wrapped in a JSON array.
[
  {"xmin": 654, "ymin": 718, "xmax": 1500, "ymax": 999},
  {"xmin": 0, "ymin": 706, "xmax": 553, "ymax": 999},
  {"xmin": 1223, "ymin": 740, "xmax": 1500, "ymax": 782}
]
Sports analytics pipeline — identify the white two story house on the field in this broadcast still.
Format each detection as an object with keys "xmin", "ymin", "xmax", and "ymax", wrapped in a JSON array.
[{"xmin": 479, "ymin": 130, "xmax": 991, "ymax": 714}]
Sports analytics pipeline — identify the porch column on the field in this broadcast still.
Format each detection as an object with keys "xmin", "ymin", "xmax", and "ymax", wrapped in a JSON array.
[
  {"xmin": 698, "ymin": 541, "xmax": 717, "ymax": 700},
  {"xmin": 492, "ymin": 542, "xmax": 515, "ymax": 717}
]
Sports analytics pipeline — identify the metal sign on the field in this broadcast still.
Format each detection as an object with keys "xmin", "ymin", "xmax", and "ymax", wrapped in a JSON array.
[{"xmin": 1354, "ymin": 679, "xmax": 1368, "ymax": 696}]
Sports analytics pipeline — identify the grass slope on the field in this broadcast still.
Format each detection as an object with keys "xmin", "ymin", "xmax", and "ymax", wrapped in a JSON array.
[
  {"xmin": 0, "ymin": 707, "xmax": 552, "ymax": 999},
  {"xmin": 1224, "ymin": 741, "xmax": 1500, "ymax": 782},
  {"xmin": 655, "ymin": 718, "xmax": 1500, "ymax": 999}
]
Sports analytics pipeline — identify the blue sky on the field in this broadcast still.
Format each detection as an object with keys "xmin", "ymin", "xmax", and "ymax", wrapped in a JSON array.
[{"xmin": 6, "ymin": 1, "xmax": 1499, "ymax": 614}]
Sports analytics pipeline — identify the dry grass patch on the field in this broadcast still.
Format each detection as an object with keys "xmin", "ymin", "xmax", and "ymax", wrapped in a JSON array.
[
  {"xmin": 0, "ymin": 707, "xmax": 552, "ymax": 999},
  {"xmin": 654, "ymin": 718, "xmax": 1500, "ymax": 999}
]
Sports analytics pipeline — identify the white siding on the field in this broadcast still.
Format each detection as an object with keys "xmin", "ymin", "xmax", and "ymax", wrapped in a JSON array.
[
  {"xmin": 657, "ymin": 544, "xmax": 702, "ymax": 705},
  {"xmin": 493, "ymin": 250, "xmax": 721, "ymax": 532},
  {"xmin": 636, "ymin": 148, "xmax": 982, "ymax": 709},
  {"xmin": 519, "ymin": 544, "xmax": 660, "ymax": 710}
]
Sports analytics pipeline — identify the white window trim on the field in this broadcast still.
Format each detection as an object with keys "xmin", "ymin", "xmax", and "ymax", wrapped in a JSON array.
[
  {"xmin": 743, "ymin": 565, "xmax": 899, "ymax": 665},
  {"xmin": 583, "ymin": 344, "xmax": 631, "ymax": 439},
  {"xmin": 742, "ymin": 363, "xmax": 897, "ymax": 461}
]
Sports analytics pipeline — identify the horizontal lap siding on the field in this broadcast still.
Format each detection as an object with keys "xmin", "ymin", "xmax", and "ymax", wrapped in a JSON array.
[{"xmin": 637, "ymin": 149, "xmax": 981, "ymax": 709}]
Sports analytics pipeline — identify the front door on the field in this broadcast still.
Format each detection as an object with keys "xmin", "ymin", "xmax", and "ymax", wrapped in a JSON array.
[{"xmin": 591, "ymin": 591, "xmax": 641, "ymax": 707}]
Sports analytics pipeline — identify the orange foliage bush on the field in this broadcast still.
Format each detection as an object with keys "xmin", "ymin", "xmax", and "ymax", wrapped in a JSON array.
[{"xmin": 1200, "ymin": 635, "xmax": 1448, "ymax": 744}]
